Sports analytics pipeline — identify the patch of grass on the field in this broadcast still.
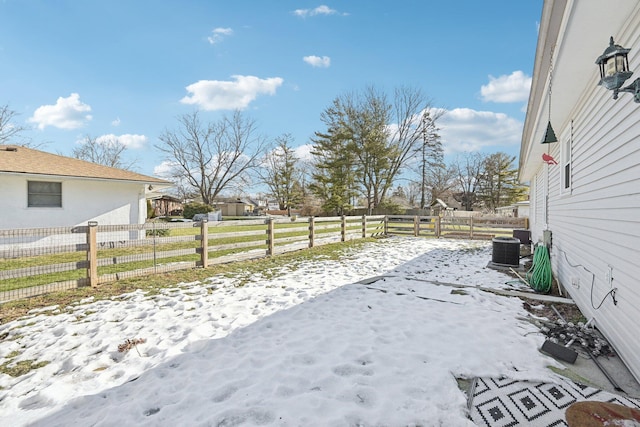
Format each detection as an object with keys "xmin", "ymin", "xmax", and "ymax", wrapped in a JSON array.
[
  {"xmin": 0, "ymin": 359, "xmax": 50, "ymax": 377},
  {"xmin": 0, "ymin": 238, "xmax": 381, "ymax": 324},
  {"xmin": 0, "ymin": 350, "xmax": 50, "ymax": 377},
  {"xmin": 5, "ymin": 350, "xmax": 21, "ymax": 359}
]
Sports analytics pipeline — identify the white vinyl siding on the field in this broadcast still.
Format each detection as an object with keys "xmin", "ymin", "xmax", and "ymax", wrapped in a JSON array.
[
  {"xmin": 541, "ymin": 65, "xmax": 640, "ymax": 384},
  {"xmin": 549, "ymin": 94, "xmax": 640, "ymax": 380}
]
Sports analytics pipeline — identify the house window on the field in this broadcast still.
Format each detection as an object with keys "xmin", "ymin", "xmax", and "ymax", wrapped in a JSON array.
[{"xmin": 28, "ymin": 181, "xmax": 62, "ymax": 207}]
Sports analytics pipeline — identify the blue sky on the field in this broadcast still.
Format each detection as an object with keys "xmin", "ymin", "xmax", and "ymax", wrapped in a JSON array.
[{"xmin": 0, "ymin": 1, "xmax": 542, "ymax": 184}]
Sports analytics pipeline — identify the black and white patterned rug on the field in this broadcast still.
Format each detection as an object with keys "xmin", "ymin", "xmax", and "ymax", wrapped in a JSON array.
[{"xmin": 468, "ymin": 377, "xmax": 640, "ymax": 426}]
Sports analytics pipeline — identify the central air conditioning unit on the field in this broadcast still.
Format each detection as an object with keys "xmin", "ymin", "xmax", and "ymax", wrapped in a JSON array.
[{"xmin": 491, "ymin": 237, "xmax": 521, "ymax": 267}]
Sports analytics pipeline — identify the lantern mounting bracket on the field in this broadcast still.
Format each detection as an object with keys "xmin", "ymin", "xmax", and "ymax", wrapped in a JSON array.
[{"xmin": 614, "ymin": 77, "xmax": 640, "ymax": 102}]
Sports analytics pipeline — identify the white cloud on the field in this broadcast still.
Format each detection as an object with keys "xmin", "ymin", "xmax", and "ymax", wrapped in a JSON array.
[
  {"xmin": 293, "ymin": 5, "xmax": 344, "ymax": 17},
  {"xmin": 437, "ymin": 108, "xmax": 523, "ymax": 153},
  {"xmin": 294, "ymin": 144, "xmax": 313, "ymax": 162},
  {"xmin": 303, "ymin": 55, "xmax": 331, "ymax": 68},
  {"xmin": 111, "ymin": 117, "xmax": 121, "ymax": 127},
  {"xmin": 96, "ymin": 133, "xmax": 147, "ymax": 149},
  {"xmin": 480, "ymin": 70, "xmax": 532, "ymax": 103},
  {"xmin": 153, "ymin": 160, "xmax": 178, "ymax": 178},
  {"xmin": 208, "ymin": 27, "xmax": 233, "ymax": 45},
  {"xmin": 180, "ymin": 75, "xmax": 284, "ymax": 111},
  {"xmin": 28, "ymin": 93, "xmax": 92, "ymax": 130}
]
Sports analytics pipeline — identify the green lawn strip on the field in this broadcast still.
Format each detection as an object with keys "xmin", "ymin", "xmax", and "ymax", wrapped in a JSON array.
[
  {"xmin": 0, "ymin": 238, "xmax": 380, "ymax": 324},
  {"xmin": 1, "ymin": 270, "xmax": 86, "ymax": 292}
]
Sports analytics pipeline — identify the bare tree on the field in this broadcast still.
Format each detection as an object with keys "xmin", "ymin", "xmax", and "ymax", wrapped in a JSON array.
[
  {"xmin": 452, "ymin": 152, "xmax": 487, "ymax": 211},
  {"xmin": 310, "ymin": 85, "xmax": 438, "ymax": 214},
  {"xmin": 157, "ymin": 111, "xmax": 268, "ymax": 206},
  {"xmin": 72, "ymin": 135, "xmax": 135, "ymax": 170},
  {"xmin": 427, "ymin": 164, "xmax": 457, "ymax": 202},
  {"xmin": 387, "ymin": 87, "xmax": 444, "ymax": 206},
  {"xmin": 404, "ymin": 181, "xmax": 422, "ymax": 207},
  {"xmin": 0, "ymin": 104, "xmax": 30, "ymax": 145},
  {"xmin": 417, "ymin": 110, "xmax": 443, "ymax": 210}
]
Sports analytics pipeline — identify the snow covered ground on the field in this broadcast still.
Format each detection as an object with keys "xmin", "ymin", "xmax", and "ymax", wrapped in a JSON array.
[{"xmin": 0, "ymin": 236, "xmax": 564, "ymax": 426}]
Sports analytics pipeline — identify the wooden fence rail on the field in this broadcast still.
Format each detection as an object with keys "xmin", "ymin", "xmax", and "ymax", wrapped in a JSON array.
[
  {"xmin": 0, "ymin": 214, "xmax": 526, "ymax": 303},
  {"xmin": 0, "ymin": 215, "xmax": 386, "ymax": 303}
]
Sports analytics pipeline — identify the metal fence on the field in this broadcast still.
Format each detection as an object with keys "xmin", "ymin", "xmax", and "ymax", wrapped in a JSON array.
[{"xmin": 0, "ymin": 215, "xmax": 386, "ymax": 303}]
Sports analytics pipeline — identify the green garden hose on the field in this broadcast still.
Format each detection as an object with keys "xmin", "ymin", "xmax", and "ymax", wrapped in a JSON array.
[{"xmin": 526, "ymin": 245, "xmax": 553, "ymax": 293}]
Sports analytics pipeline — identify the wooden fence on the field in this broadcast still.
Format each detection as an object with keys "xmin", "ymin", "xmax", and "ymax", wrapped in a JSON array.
[
  {"xmin": 0, "ymin": 216, "xmax": 385, "ymax": 303},
  {"xmin": 384, "ymin": 215, "xmax": 527, "ymax": 239},
  {"xmin": 0, "ymin": 215, "xmax": 527, "ymax": 303}
]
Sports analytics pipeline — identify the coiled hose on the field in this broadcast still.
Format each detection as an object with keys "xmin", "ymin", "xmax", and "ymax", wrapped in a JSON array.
[{"xmin": 526, "ymin": 245, "xmax": 553, "ymax": 293}]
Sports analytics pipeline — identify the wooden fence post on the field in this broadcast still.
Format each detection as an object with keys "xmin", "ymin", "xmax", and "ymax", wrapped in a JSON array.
[
  {"xmin": 341, "ymin": 215, "xmax": 346, "ymax": 242},
  {"xmin": 362, "ymin": 215, "xmax": 367, "ymax": 238},
  {"xmin": 200, "ymin": 219, "xmax": 208, "ymax": 268},
  {"xmin": 309, "ymin": 216, "xmax": 315, "ymax": 248},
  {"xmin": 435, "ymin": 216, "xmax": 441, "ymax": 238},
  {"xmin": 414, "ymin": 216, "xmax": 419, "ymax": 237},
  {"xmin": 267, "ymin": 217, "xmax": 275, "ymax": 255},
  {"xmin": 470, "ymin": 216, "xmax": 474, "ymax": 239},
  {"xmin": 87, "ymin": 221, "xmax": 98, "ymax": 287},
  {"xmin": 384, "ymin": 215, "xmax": 389, "ymax": 235}
]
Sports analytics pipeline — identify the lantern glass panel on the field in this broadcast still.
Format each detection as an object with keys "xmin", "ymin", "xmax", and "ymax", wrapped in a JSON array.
[
  {"xmin": 606, "ymin": 57, "xmax": 617, "ymax": 76},
  {"xmin": 616, "ymin": 55, "xmax": 627, "ymax": 72}
]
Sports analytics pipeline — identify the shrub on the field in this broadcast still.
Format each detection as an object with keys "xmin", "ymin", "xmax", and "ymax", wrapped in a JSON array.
[
  {"xmin": 183, "ymin": 202, "xmax": 213, "ymax": 219},
  {"xmin": 146, "ymin": 228, "xmax": 170, "ymax": 237},
  {"xmin": 146, "ymin": 199, "xmax": 156, "ymax": 219},
  {"xmin": 376, "ymin": 200, "xmax": 404, "ymax": 215}
]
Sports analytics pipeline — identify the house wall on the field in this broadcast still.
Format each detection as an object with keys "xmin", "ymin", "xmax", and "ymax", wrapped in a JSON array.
[
  {"xmin": 0, "ymin": 174, "xmax": 146, "ymax": 228},
  {"xmin": 528, "ymin": 3, "xmax": 640, "ymax": 381},
  {"xmin": 219, "ymin": 203, "xmax": 250, "ymax": 216}
]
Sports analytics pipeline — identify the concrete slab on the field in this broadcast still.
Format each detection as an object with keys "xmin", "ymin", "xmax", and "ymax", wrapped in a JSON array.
[{"xmin": 555, "ymin": 351, "xmax": 640, "ymax": 398}]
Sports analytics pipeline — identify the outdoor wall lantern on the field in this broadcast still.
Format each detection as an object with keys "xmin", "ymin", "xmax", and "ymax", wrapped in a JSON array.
[{"xmin": 596, "ymin": 36, "xmax": 640, "ymax": 102}]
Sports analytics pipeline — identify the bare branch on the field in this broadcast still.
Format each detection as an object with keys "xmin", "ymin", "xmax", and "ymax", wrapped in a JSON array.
[
  {"xmin": 0, "ymin": 104, "xmax": 31, "ymax": 146},
  {"xmin": 156, "ymin": 111, "xmax": 268, "ymax": 205}
]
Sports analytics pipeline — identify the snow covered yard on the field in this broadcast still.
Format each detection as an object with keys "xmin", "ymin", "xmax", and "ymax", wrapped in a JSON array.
[{"xmin": 0, "ymin": 236, "xmax": 563, "ymax": 426}]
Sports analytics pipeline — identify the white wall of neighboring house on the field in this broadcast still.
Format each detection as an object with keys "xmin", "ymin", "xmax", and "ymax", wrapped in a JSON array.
[
  {"xmin": 1, "ymin": 174, "xmax": 146, "ymax": 229},
  {"xmin": 523, "ymin": 0, "xmax": 640, "ymax": 381},
  {"xmin": 515, "ymin": 201, "xmax": 529, "ymax": 218}
]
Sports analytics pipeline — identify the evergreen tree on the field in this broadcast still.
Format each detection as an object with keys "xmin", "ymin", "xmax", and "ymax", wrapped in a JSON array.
[
  {"xmin": 477, "ymin": 152, "xmax": 527, "ymax": 211},
  {"xmin": 308, "ymin": 123, "xmax": 358, "ymax": 215},
  {"xmin": 309, "ymin": 86, "xmax": 434, "ymax": 214},
  {"xmin": 260, "ymin": 134, "xmax": 303, "ymax": 216}
]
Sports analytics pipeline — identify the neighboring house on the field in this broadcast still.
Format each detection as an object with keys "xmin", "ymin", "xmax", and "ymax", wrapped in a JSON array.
[
  {"xmin": 213, "ymin": 198, "xmax": 254, "ymax": 216},
  {"xmin": 515, "ymin": 200, "xmax": 530, "ymax": 218},
  {"xmin": 430, "ymin": 198, "xmax": 453, "ymax": 216},
  {"xmin": 520, "ymin": 0, "xmax": 640, "ymax": 381},
  {"xmin": 149, "ymin": 194, "xmax": 184, "ymax": 217},
  {"xmin": 247, "ymin": 198, "xmax": 268, "ymax": 215},
  {"xmin": 495, "ymin": 201, "xmax": 529, "ymax": 218},
  {"xmin": 0, "ymin": 145, "xmax": 171, "ymax": 228},
  {"xmin": 430, "ymin": 195, "xmax": 463, "ymax": 216}
]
